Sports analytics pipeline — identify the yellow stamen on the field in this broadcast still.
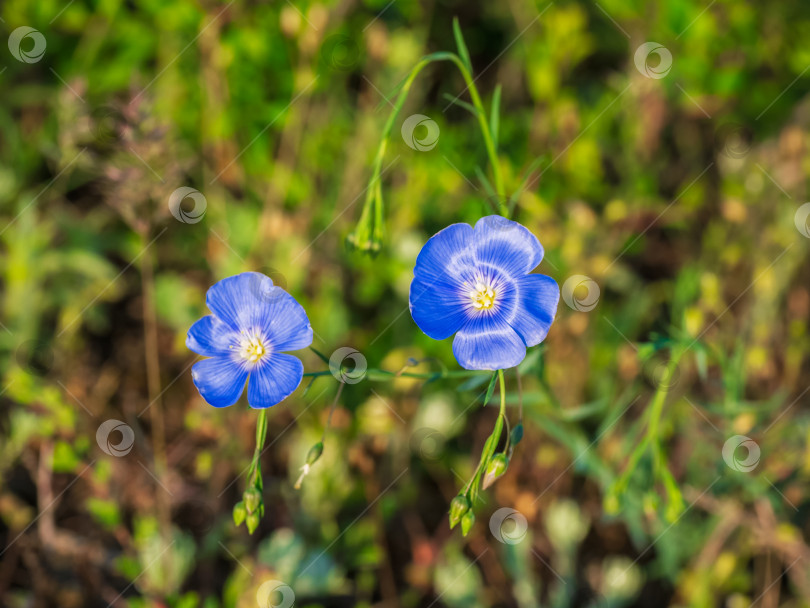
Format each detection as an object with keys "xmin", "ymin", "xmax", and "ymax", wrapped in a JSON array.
[
  {"xmin": 237, "ymin": 330, "xmax": 269, "ymax": 364},
  {"xmin": 469, "ymin": 280, "xmax": 497, "ymax": 311}
]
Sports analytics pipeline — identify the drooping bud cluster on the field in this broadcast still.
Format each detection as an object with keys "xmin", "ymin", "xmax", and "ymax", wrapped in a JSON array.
[{"xmin": 233, "ymin": 484, "xmax": 264, "ymax": 534}]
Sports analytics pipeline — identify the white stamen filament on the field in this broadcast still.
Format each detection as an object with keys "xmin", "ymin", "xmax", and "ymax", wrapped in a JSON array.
[
  {"xmin": 232, "ymin": 329, "xmax": 269, "ymax": 364},
  {"xmin": 467, "ymin": 278, "xmax": 498, "ymax": 311}
]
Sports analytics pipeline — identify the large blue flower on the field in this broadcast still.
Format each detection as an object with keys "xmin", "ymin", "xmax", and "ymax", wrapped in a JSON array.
[
  {"xmin": 409, "ymin": 216, "xmax": 559, "ymax": 370},
  {"xmin": 187, "ymin": 272, "xmax": 313, "ymax": 408}
]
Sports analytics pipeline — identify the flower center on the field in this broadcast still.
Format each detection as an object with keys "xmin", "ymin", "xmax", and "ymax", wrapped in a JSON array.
[
  {"xmin": 234, "ymin": 330, "xmax": 269, "ymax": 364},
  {"xmin": 469, "ymin": 280, "xmax": 497, "ymax": 311}
]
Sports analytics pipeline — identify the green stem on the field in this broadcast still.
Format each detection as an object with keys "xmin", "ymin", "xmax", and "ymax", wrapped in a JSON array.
[
  {"xmin": 647, "ymin": 346, "xmax": 684, "ymax": 475},
  {"xmin": 497, "ymin": 369, "xmax": 506, "ymax": 418},
  {"xmin": 302, "ymin": 368, "xmax": 487, "ymax": 380},
  {"xmin": 463, "ymin": 369, "xmax": 507, "ymax": 499},
  {"xmin": 613, "ymin": 346, "xmax": 685, "ymax": 493},
  {"xmin": 349, "ymin": 51, "xmax": 506, "ymax": 251},
  {"xmin": 247, "ymin": 409, "xmax": 268, "ymax": 485}
]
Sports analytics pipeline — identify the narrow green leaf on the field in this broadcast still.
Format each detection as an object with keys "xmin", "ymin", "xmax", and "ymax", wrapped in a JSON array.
[
  {"xmin": 453, "ymin": 17, "xmax": 473, "ymax": 73},
  {"xmin": 442, "ymin": 93, "xmax": 477, "ymax": 116},
  {"xmin": 474, "ymin": 167, "xmax": 496, "ymax": 198},
  {"xmin": 509, "ymin": 423, "xmax": 524, "ymax": 447},
  {"xmin": 424, "ymin": 372, "xmax": 443, "ymax": 385},
  {"xmin": 301, "ymin": 375, "xmax": 317, "ymax": 398},
  {"xmin": 456, "ymin": 374, "xmax": 490, "ymax": 392},
  {"xmin": 490, "ymin": 84, "xmax": 501, "ymax": 150},
  {"xmin": 309, "ymin": 347, "xmax": 330, "ymax": 365},
  {"xmin": 482, "ymin": 371, "xmax": 498, "ymax": 406}
]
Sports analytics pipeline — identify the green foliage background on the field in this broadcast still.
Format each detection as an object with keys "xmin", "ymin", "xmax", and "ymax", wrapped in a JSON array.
[{"xmin": 2, "ymin": 0, "xmax": 810, "ymax": 606}]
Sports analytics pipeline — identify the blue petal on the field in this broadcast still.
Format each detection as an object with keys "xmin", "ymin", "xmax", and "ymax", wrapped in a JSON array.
[
  {"xmin": 206, "ymin": 272, "xmax": 278, "ymax": 332},
  {"xmin": 452, "ymin": 314, "xmax": 526, "ymax": 370},
  {"xmin": 507, "ymin": 274, "xmax": 560, "ymax": 347},
  {"xmin": 413, "ymin": 222, "xmax": 476, "ymax": 284},
  {"xmin": 186, "ymin": 315, "xmax": 238, "ymax": 356},
  {"xmin": 410, "ymin": 223, "xmax": 477, "ymax": 339},
  {"xmin": 261, "ymin": 290, "xmax": 313, "ymax": 352},
  {"xmin": 473, "ymin": 216, "xmax": 544, "ymax": 277},
  {"xmin": 410, "ymin": 277, "xmax": 469, "ymax": 340},
  {"xmin": 247, "ymin": 354, "xmax": 304, "ymax": 409},
  {"xmin": 191, "ymin": 356, "xmax": 248, "ymax": 407},
  {"xmin": 206, "ymin": 273, "xmax": 312, "ymax": 351}
]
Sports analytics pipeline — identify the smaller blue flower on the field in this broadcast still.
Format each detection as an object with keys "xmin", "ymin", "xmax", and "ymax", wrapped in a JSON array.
[
  {"xmin": 409, "ymin": 216, "xmax": 560, "ymax": 370},
  {"xmin": 187, "ymin": 272, "xmax": 313, "ymax": 408}
]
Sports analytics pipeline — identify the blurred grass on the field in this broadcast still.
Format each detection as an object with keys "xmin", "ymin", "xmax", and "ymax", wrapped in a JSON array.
[{"xmin": 2, "ymin": 0, "xmax": 810, "ymax": 607}]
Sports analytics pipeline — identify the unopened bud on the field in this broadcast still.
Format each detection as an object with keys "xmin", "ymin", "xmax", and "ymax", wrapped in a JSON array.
[
  {"xmin": 306, "ymin": 441, "xmax": 324, "ymax": 465},
  {"xmin": 461, "ymin": 510, "xmax": 475, "ymax": 537},
  {"xmin": 482, "ymin": 453, "xmax": 509, "ymax": 490},
  {"xmin": 232, "ymin": 501, "xmax": 247, "ymax": 526},
  {"xmin": 244, "ymin": 487, "xmax": 262, "ymax": 513},
  {"xmin": 449, "ymin": 495, "xmax": 471, "ymax": 529},
  {"xmin": 246, "ymin": 511, "xmax": 260, "ymax": 534}
]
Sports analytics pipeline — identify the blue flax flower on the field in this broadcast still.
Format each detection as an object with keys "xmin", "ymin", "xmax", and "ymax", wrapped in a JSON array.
[
  {"xmin": 187, "ymin": 272, "xmax": 313, "ymax": 408},
  {"xmin": 409, "ymin": 216, "xmax": 559, "ymax": 370}
]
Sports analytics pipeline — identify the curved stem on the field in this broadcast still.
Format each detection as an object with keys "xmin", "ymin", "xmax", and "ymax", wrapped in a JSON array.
[
  {"xmin": 349, "ymin": 51, "xmax": 506, "ymax": 251},
  {"xmin": 647, "ymin": 346, "xmax": 684, "ymax": 475},
  {"xmin": 302, "ymin": 368, "xmax": 487, "ymax": 380},
  {"xmin": 613, "ymin": 346, "xmax": 685, "ymax": 493}
]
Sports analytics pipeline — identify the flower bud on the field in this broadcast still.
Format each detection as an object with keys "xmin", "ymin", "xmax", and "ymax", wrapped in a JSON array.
[
  {"xmin": 246, "ymin": 511, "xmax": 261, "ymax": 534},
  {"xmin": 306, "ymin": 441, "xmax": 324, "ymax": 465},
  {"xmin": 482, "ymin": 453, "xmax": 509, "ymax": 490},
  {"xmin": 449, "ymin": 495, "xmax": 471, "ymax": 529},
  {"xmin": 345, "ymin": 195, "xmax": 384, "ymax": 256},
  {"xmin": 461, "ymin": 510, "xmax": 475, "ymax": 537},
  {"xmin": 232, "ymin": 501, "xmax": 247, "ymax": 526},
  {"xmin": 244, "ymin": 487, "xmax": 262, "ymax": 513}
]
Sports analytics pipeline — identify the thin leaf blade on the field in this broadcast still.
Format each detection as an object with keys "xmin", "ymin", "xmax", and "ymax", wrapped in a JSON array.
[
  {"xmin": 453, "ymin": 17, "xmax": 473, "ymax": 73},
  {"xmin": 490, "ymin": 84, "xmax": 501, "ymax": 150}
]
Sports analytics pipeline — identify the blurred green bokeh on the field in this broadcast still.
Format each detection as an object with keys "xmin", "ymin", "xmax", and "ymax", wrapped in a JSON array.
[{"xmin": 2, "ymin": 0, "xmax": 810, "ymax": 606}]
